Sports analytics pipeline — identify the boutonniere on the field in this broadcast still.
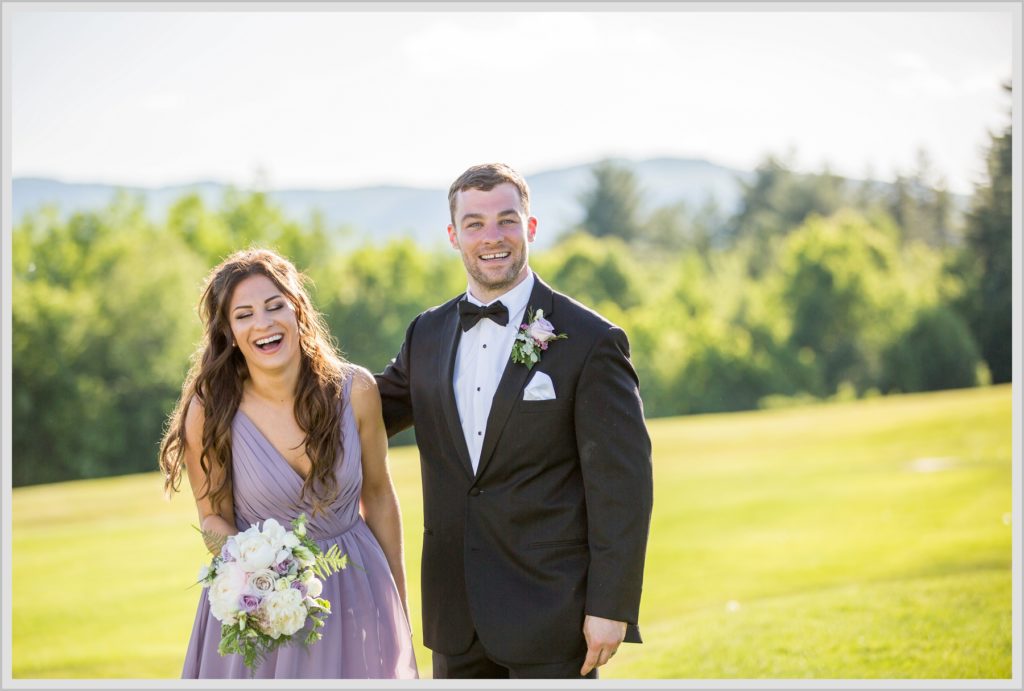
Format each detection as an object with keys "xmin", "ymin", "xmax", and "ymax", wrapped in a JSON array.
[{"xmin": 511, "ymin": 308, "xmax": 568, "ymax": 370}]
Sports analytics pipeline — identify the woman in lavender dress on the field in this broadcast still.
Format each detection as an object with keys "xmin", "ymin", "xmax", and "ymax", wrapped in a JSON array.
[{"xmin": 159, "ymin": 248, "xmax": 418, "ymax": 679}]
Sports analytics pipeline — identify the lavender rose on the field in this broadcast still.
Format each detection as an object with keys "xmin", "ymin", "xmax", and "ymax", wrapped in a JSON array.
[
  {"xmin": 274, "ymin": 557, "xmax": 294, "ymax": 575},
  {"xmin": 239, "ymin": 593, "xmax": 262, "ymax": 613},
  {"xmin": 526, "ymin": 311, "xmax": 558, "ymax": 344}
]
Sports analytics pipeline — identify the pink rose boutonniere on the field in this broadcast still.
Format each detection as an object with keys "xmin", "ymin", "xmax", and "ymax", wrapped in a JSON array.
[{"xmin": 511, "ymin": 308, "xmax": 568, "ymax": 370}]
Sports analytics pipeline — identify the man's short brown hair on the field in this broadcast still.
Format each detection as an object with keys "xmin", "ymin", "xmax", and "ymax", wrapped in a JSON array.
[{"xmin": 448, "ymin": 163, "xmax": 531, "ymax": 226}]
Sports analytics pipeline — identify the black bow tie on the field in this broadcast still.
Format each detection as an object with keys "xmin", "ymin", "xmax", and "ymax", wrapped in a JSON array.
[{"xmin": 458, "ymin": 300, "xmax": 510, "ymax": 331}]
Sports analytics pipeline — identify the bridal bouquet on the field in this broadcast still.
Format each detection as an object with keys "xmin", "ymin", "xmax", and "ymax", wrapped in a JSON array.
[{"xmin": 196, "ymin": 514, "xmax": 348, "ymax": 670}]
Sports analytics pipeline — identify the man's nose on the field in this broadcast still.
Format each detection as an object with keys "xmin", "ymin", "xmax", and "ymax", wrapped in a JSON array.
[{"xmin": 483, "ymin": 220, "xmax": 502, "ymax": 240}]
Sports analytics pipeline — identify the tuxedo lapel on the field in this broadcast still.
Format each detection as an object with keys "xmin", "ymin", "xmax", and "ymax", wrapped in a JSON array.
[
  {"xmin": 475, "ymin": 277, "xmax": 556, "ymax": 480},
  {"xmin": 438, "ymin": 300, "xmax": 475, "ymax": 481}
]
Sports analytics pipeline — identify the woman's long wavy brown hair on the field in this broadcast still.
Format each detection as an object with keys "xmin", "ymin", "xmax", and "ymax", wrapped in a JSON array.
[{"xmin": 159, "ymin": 248, "xmax": 352, "ymax": 517}]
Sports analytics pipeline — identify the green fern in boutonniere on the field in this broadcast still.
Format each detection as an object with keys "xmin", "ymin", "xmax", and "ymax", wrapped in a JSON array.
[{"xmin": 511, "ymin": 309, "xmax": 568, "ymax": 370}]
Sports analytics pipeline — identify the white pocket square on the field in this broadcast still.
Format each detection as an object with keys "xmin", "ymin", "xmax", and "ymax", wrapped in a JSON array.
[{"xmin": 523, "ymin": 372, "xmax": 556, "ymax": 401}]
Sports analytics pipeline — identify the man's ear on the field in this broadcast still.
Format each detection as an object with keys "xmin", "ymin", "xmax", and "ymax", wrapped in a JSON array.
[
  {"xmin": 447, "ymin": 224, "xmax": 459, "ymax": 249},
  {"xmin": 527, "ymin": 216, "xmax": 538, "ymax": 243}
]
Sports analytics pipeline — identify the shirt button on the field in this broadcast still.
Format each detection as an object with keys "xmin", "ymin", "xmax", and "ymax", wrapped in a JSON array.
[
  {"xmin": 476, "ymin": 387, "xmax": 481, "ymax": 392},
  {"xmin": 477, "ymin": 431, "xmax": 482, "ymax": 436},
  {"xmin": 482, "ymin": 344, "xmax": 487, "ymax": 349}
]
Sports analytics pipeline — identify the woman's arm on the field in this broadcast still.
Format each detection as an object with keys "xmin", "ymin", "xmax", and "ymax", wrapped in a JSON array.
[
  {"xmin": 351, "ymin": 367, "xmax": 409, "ymax": 620},
  {"xmin": 182, "ymin": 397, "xmax": 237, "ymax": 554}
]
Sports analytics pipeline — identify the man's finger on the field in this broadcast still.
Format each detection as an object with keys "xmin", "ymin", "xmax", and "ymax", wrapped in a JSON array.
[{"xmin": 580, "ymin": 648, "xmax": 600, "ymax": 676}]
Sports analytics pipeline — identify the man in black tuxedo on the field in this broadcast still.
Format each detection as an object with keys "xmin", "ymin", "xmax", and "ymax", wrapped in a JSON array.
[{"xmin": 376, "ymin": 163, "xmax": 653, "ymax": 679}]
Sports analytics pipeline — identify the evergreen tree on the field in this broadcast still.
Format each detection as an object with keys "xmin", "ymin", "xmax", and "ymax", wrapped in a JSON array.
[
  {"xmin": 577, "ymin": 159, "xmax": 644, "ymax": 242},
  {"xmin": 728, "ymin": 155, "xmax": 849, "ymax": 276},
  {"xmin": 958, "ymin": 82, "xmax": 1012, "ymax": 383}
]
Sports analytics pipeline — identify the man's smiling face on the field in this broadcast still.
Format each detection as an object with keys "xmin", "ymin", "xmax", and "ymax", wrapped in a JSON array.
[{"xmin": 448, "ymin": 182, "xmax": 537, "ymax": 303}]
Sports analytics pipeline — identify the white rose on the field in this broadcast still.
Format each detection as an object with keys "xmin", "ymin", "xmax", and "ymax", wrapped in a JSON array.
[
  {"xmin": 248, "ymin": 568, "xmax": 277, "ymax": 596},
  {"xmin": 233, "ymin": 528, "xmax": 277, "ymax": 571},
  {"xmin": 207, "ymin": 561, "xmax": 248, "ymax": 625},
  {"xmin": 282, "ymin": 531, "xmax": 300, "ymax": 549},
  {"xmin": 305, "ymin": 577, "xmax": 323, "ymax": 598},
  {"xmin": 233, "ymin": 523, "xmax": 262, "ymax": 545},
  {"xmin": 260, "ymin": 518, "xmax": 288, "ymax": 551},
  {"xmin": 261, "ymin": 588, "xmax": 307, "ymax": 639},
  {"xmin": 226, "ymin": 525, "xmax": 253, "ymax": 556},
  {"xmin": 224, "ymin": 531, "xmax": 244, "ymax": 562}
]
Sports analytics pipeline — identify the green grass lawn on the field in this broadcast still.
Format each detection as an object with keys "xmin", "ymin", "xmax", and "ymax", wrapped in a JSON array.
[{"xmin": 10, "ymin": 385, "xmax": 1013, "ymax": 678}]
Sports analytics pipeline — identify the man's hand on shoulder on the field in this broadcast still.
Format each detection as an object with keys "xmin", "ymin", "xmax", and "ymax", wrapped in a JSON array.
[{"xmin": 580, "ymin": 614, "xmax": 627, "ymax": 676}]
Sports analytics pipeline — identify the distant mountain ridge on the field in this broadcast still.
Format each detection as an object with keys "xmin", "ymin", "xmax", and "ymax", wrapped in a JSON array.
[
  {"xmin": 12, "ymin": 159, "xmax": 971, "ymax": 251},
  {"xmin": 9, "ymin": 158, "xmax": 753, "ymax": 248},
  {"xmin": 12, "ymin": 158, "xmax": 752, "ymax": 250}
]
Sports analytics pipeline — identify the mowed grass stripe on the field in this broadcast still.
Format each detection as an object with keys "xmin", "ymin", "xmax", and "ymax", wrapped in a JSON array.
[{"xmin": 11, "ymin": 385, "xmax": 1012, "ymax": 678}]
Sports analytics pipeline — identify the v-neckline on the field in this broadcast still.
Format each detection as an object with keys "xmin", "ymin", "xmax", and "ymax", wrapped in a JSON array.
[{"xmin": 235, "ymin": 408, "xmax": 310, "ymax": 482}]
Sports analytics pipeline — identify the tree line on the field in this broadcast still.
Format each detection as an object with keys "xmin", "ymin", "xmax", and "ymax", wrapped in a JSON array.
[{"xmin": 11, "ymin": 102, "xmax": 1010, "ymax": 486}]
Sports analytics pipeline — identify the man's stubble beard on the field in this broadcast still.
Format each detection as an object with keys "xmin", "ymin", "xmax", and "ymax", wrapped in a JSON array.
[{"xmin": 463, "ymin": 249, "xmax": 528, "ymax": 295}]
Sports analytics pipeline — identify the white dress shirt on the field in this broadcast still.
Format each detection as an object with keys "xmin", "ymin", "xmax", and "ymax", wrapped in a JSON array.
[{"xmin": 453, "ymin": 272, "xmax": 535, "ymax": 474}]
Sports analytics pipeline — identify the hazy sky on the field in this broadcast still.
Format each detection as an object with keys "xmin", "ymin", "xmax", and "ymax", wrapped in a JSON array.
[{"xmin": 10, "ymin": 7, "xmax": 1014, "ymax": 194}]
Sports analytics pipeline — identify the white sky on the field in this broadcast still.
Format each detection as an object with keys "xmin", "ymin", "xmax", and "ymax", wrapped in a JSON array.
[{"xmin": 9, "ymin": 6, "xmax": 1015, "ymax": 195}]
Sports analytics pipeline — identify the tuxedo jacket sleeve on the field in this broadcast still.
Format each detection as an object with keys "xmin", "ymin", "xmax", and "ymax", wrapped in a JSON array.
[
  {"xmin": 377, "ymin": 314, "xmax": 418, "ymax": 438},
  {"xmin": 575, "ymin": 324, "xmax": 653, "ymax": 636}
]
